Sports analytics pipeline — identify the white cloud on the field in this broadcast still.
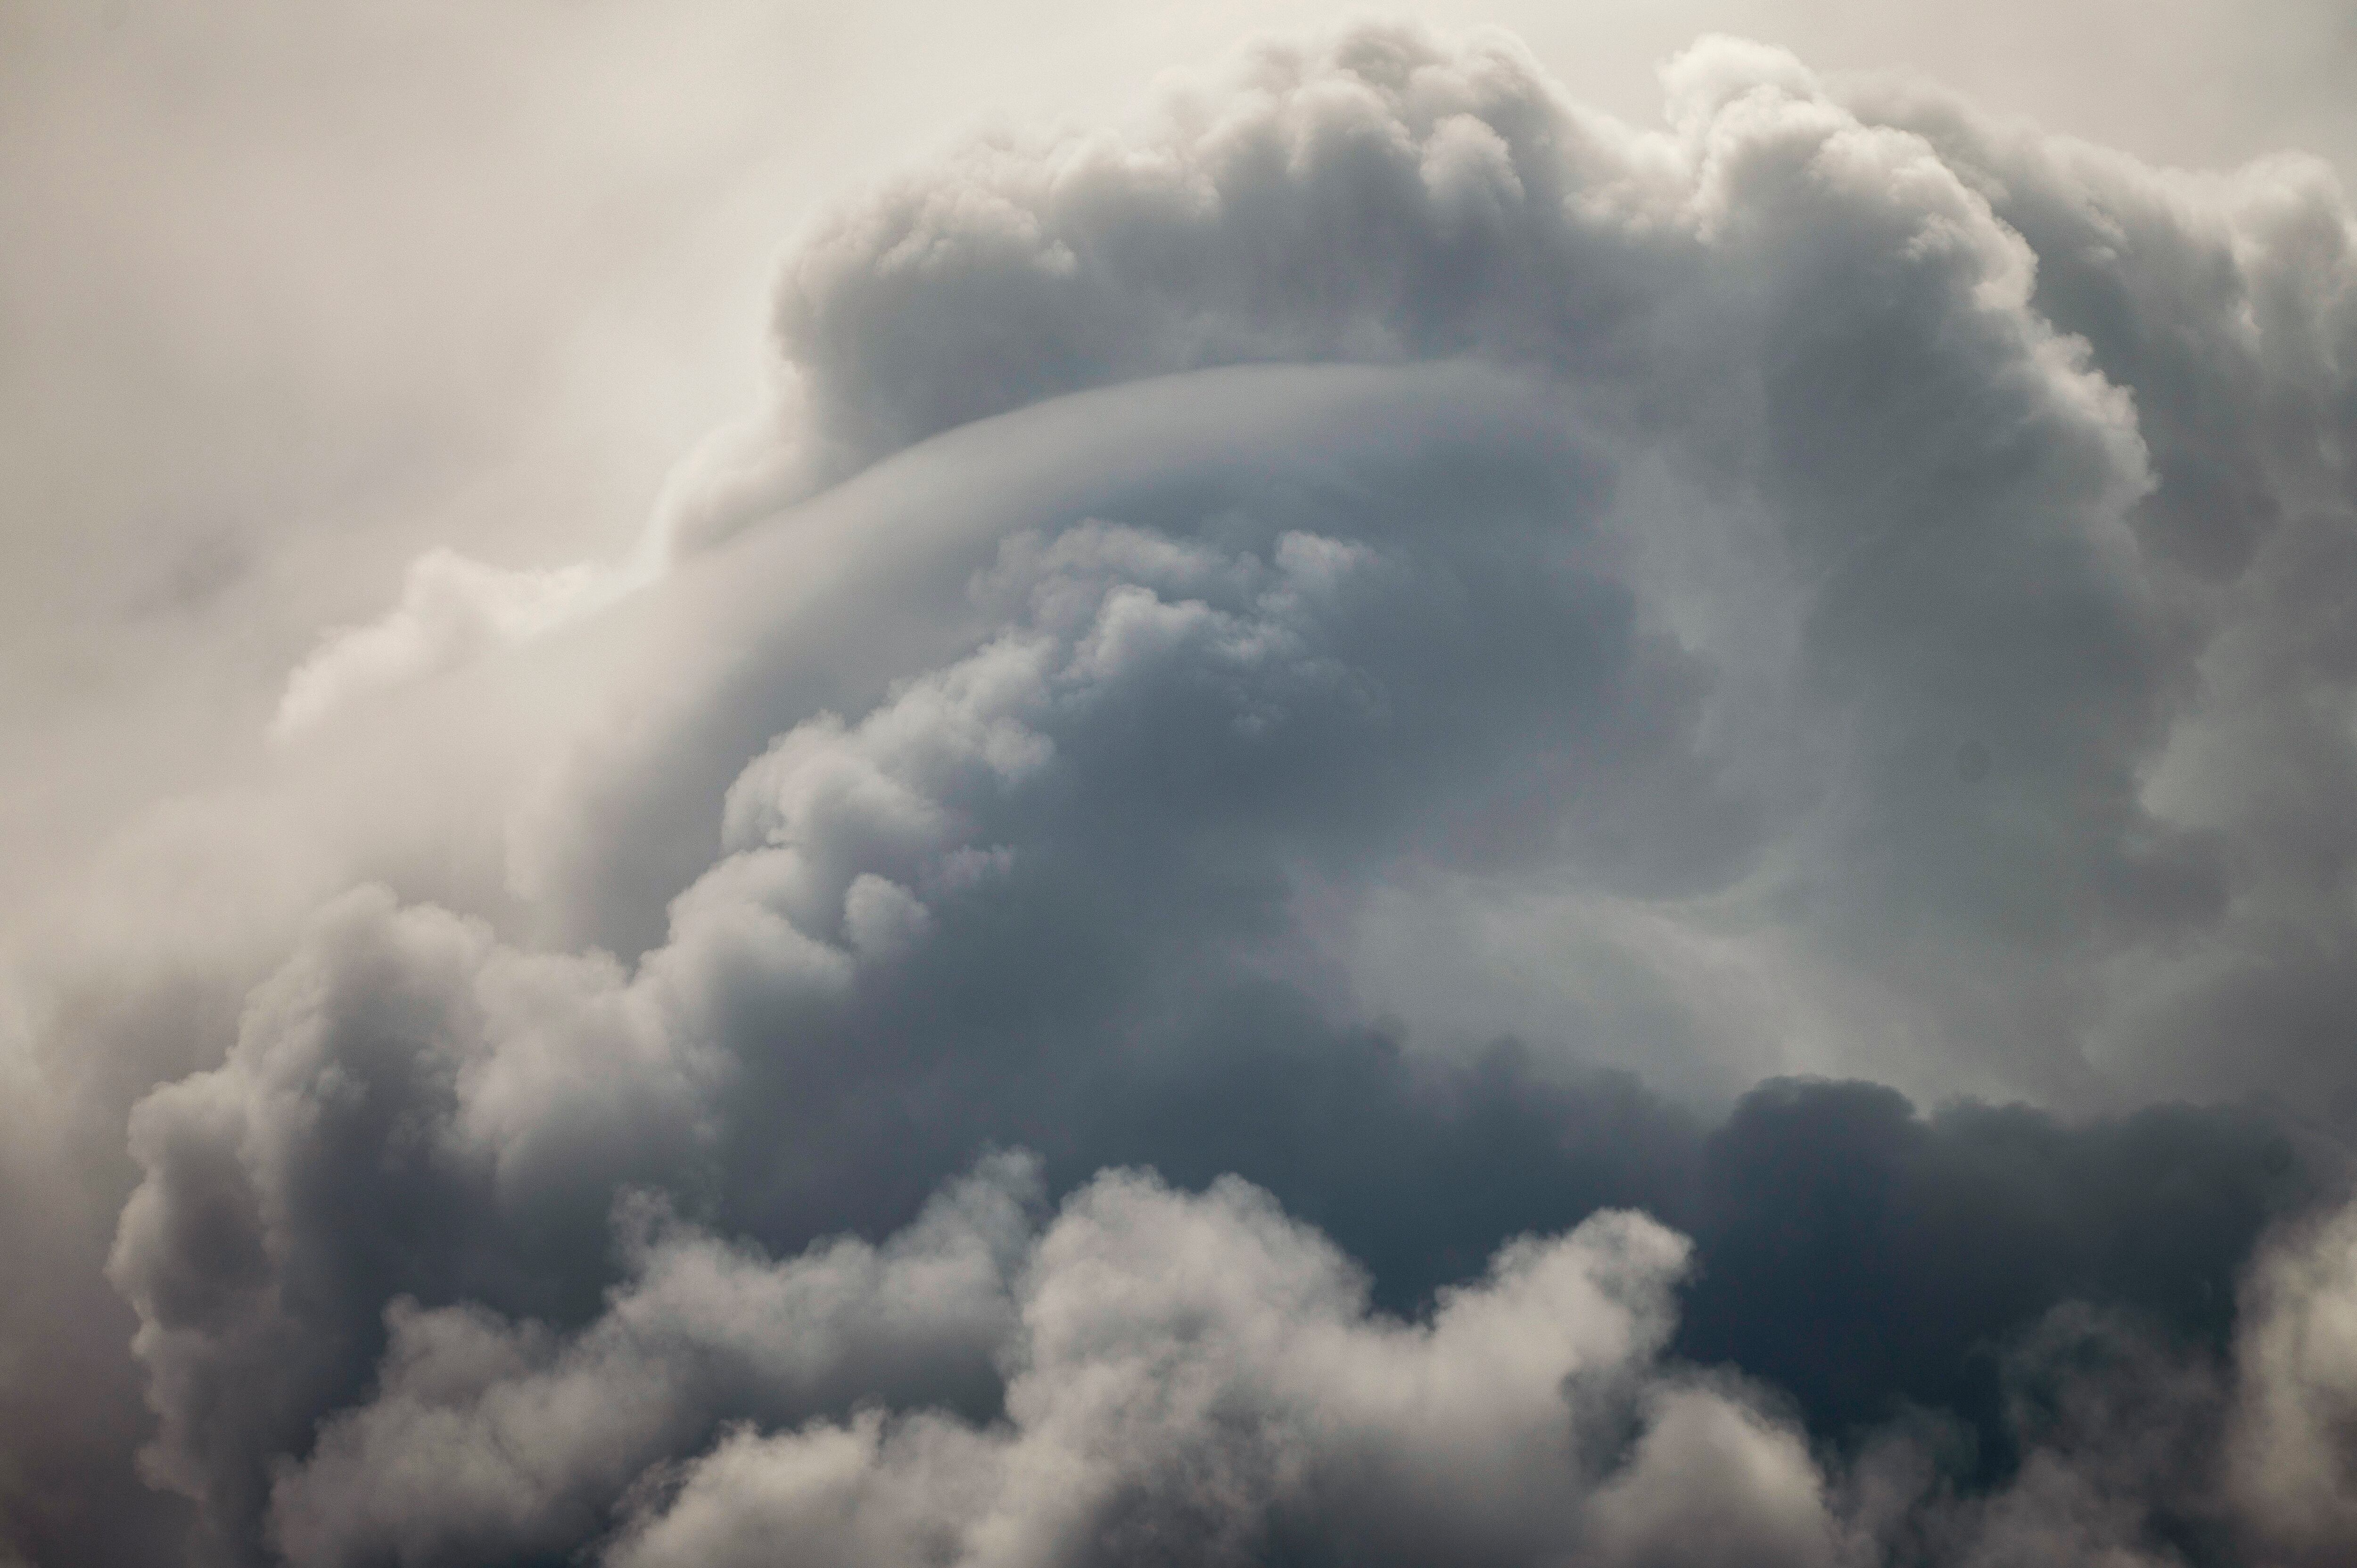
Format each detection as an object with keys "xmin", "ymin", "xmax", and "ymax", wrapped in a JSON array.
[{"xmin": 275, "ymin": 1161, "xmax": 1838, "ymax": 1568}]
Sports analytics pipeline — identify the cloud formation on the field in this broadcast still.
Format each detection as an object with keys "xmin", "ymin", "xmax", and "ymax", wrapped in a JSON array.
[{"xmin": 6, "ymin": 17, "xmax": 2357, "ymax": 1568}]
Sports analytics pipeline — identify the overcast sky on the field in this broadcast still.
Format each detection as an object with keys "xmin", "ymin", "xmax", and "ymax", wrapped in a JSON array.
[{"xmin": 6, "ymin": 5, "xmax": 2357, "ymax": 1567}]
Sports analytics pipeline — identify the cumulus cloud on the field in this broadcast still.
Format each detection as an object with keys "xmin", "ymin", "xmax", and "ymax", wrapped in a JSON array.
[
  {"xmin": 267, "ymin": 1154, "xmax": 1038, "ymax": 1568},
  {"xmin": 271, "ymin": 550, "xmax": 648, "ymax": 739},
  {"xmin": 2229, "ymin": 1194, "xmax": 2357, "ymax": 1560},
  {"xmin": 243, "ymin": 1151, "xmax": 2357, "ymax": 1568},
  {"xmin": 8, "ymin": 16, "xmax": 2357, "ymax": 1568},
  {"xmin": 274, "ymin": 1163, "xmax": 1836, "ymax": 1568}
]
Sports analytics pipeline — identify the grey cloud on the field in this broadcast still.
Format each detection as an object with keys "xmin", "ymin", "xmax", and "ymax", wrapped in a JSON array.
[
  {"xmin": 752, "ymin": 25, "xmax": 2251, "ymax": 1106},
  {"xmin": 258, "ymin": 1150, "xmax": 2354, "ymax": 1568},
  {"xmin": 11, "ymin": 17, "xmax": 2357, "ymax": 1567},
  {"xmin": 268, "ymin": 1155, "xmax": 1038, "ymax": 1568},
  {"xmin": 2228, "ymin": 1194, "xmax": 2357, "ymax": 1561},
  {"xmin": 305, "ymin": 1166, "xmax": 1834, "ymax": 1568},
  {"xmin": 106, "ymin": 412, "xmax": 1738, "ymax": 1543},
  {"xmin": 1831, "ymin": 80, "xmax": 2357, "ymax": 1118}
]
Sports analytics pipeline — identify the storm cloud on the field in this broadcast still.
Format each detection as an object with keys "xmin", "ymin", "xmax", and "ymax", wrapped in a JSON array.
[{"xmin": 7, "ymin": 12, "xmax": 2357, "ymax": 1568}]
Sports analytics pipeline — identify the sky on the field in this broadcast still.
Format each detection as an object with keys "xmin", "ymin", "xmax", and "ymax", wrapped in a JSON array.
[{"xmin": 5, "ymin": 3, "xmax": 2357, "ymax": 1565}]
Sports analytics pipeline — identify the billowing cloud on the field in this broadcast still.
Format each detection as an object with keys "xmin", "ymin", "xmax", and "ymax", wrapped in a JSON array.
[
  {"xmin": 7, "ymin": 16, "xmax": 2357, "ymax": 1568},
  {"xmin": 2230, "ymin": 1194, "xmax": 2357, "ymax": 1561},
  {"xmin": 585, "ymin": 1175, "xmax": 1836, "ymax": 1568}
]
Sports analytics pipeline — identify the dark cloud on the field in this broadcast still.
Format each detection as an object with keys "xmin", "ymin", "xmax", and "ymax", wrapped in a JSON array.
[
  {"xmin": 7, "ymin": 18, "xmax": 2357, "ymax": 1568},
  {"xmin": 1676, "ymin": 1084, "xmax": 2314, "ymax": 1459},
  {"xmin": 220, "ymin": 1088, "xmax": 2328, "ymax": 1568}
]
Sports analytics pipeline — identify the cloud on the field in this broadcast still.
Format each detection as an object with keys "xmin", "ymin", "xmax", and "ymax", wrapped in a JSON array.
[
  {"xmin": 270, "ymin": 550, "xmax": 648, "ymax": 739},
  {"xmin": 247, "ymin": 1148, "xmax": 2357, "ymax": 1568},
  {"xmin": 274, "ymin": 1163, "xmax": 1838, "ymax": 1568},
  {"xmin": 270, "ymin": 396, "xmax": 810, "ymax": 739},
  {"xmin": 267, "ymin": 1154, "xmax": 1038, "ymax": 1568},
  {"xmin": 7, "ymin": 16, "xmax": 2357, "ymax": 1566},
  {"xmin": 2228, "ymin": 1192, "xmax": 2357, "ymax": 1560}
]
